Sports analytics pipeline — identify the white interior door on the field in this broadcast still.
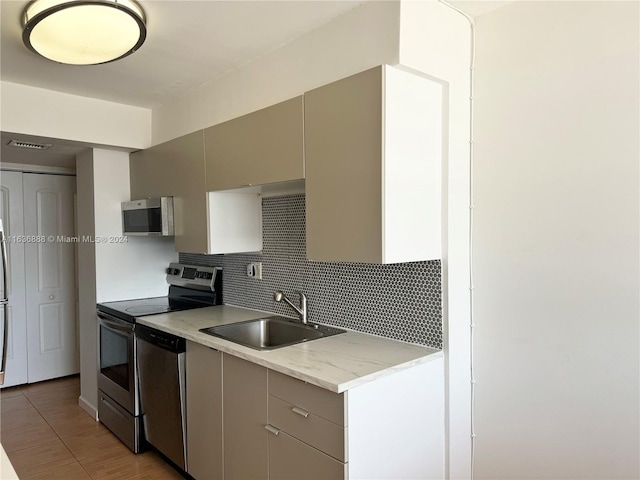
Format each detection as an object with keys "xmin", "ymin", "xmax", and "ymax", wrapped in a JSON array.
[
  {"xmin": 23, "ymin": 173, "xmax": 78, "ymax": 383},
  {"xmin": 0, "ymin": 171, "xmax": 28, "ymax": 388}
]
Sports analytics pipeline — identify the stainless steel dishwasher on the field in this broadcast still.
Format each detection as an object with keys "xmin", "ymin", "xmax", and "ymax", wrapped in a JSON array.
[{"xmin": 136, "ymin": 324, "xmax": 187, "ymax": 470}]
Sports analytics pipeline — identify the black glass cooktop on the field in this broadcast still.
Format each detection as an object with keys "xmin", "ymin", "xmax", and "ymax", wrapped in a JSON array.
[{"xmin": 97, "ymin": 286, "xmax": 218, "ymax": 323}]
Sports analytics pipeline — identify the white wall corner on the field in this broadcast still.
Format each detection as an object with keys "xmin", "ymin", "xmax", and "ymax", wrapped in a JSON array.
[
  {"xmin": 76, "ymin": 149, "xmax": 99, "ymax": 413},
  {"xmin": 398, "ymin": 2, "xmax": 473, "ymax": 479}
]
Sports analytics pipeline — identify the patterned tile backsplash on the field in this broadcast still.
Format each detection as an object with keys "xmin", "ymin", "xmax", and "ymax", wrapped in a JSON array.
[{"xmin": 180, "ymin": 194, "xmax": 442, "ymax": 348}]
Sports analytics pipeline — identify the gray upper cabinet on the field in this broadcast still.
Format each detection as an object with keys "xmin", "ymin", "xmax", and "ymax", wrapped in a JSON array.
[
  {"xmin": 304, "ymin": 65, "xmax": 443, "ymax": 264},
  {"xmin": 130, "ymin": 137, "xmax": 174, "ymax": 199},
  {"xmin": 130, "ymin": 130, "xmax": 208, "ymax": 253},
  {"xmin": 204, "ymin": 96, "xmax": 304, "ymax": 191}
]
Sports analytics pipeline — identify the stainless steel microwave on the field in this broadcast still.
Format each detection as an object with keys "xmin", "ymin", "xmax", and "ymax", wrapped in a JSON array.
[{"xmin": 122, "ymin": 197, "xmax": 174, "ymax": 236}]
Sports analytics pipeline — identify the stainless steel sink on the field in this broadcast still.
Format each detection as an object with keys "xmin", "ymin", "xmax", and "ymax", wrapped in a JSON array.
[{"xmin": 199, "ymin": 316, "xmax": 345, "ymax": 350}]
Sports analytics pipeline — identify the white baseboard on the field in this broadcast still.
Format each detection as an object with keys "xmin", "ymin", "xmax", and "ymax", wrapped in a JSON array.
[{"xmin": 78, "ymin": 395, "xmax": 98, "ymax": 420}]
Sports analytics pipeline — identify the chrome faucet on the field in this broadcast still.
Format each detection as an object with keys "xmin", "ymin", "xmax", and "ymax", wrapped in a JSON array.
[{"xmin": 273, "ymin": 291, "xmax": 307, "ymax": 324}]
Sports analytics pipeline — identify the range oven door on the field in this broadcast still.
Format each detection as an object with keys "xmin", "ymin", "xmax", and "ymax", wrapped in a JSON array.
[{"xmin": 98, "ymin": 311, "xmax": 137, "ymax": 415}]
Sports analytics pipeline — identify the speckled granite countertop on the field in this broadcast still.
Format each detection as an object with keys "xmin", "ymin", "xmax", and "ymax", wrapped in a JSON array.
[{"xmin": 137, "ymin": 305, "xmax": 442, "ymax": 393}]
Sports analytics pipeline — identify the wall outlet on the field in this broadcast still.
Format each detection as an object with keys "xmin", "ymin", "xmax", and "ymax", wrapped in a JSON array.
[{"xmin": 246, "ymin": 262, "xmax": 262, "ymax": 279}]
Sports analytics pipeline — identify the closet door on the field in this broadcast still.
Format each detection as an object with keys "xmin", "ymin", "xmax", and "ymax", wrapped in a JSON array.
[
  {"xmin": 23, "ymin": 173, "xmax": 78, "ymax": 383},
  {"xmin": 0, "ymin": 171, "xmax": 27, "ymax": 388}
]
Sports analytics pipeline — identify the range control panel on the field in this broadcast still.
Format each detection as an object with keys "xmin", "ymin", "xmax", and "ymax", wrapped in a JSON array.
[{"xmin": 166, "ymin": 262, "xmax": 222, "ymax": 292}]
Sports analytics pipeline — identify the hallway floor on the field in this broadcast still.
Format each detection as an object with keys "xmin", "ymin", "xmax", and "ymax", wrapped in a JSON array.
[{"xmin": 0, "ymin": 376, "xmax": 183, "ymax": 479}]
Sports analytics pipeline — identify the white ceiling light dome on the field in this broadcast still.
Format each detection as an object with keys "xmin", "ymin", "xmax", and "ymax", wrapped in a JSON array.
[{"xmin": 22, "ymin": 0, "xmax": 147, "ymax": 65}]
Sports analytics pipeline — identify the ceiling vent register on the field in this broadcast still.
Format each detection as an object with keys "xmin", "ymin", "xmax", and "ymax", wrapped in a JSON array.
[{"xmin": 7, "ymin": 140, "xmax": 53, "ymax": 150}]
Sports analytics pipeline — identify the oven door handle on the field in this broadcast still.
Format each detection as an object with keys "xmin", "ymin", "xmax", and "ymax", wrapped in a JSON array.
[{"xmin": 98, "ymin": 312, "xmax": 134, "ymax": 333}]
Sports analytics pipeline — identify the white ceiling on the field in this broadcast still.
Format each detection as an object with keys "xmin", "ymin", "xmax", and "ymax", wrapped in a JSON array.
[
  {"xmin": 1, "ymin": 1, "xmax": 366, "ymax": 108},
  {"xmin": 0, "ymin": 0, "xmax": 512, "ymax": 166}
]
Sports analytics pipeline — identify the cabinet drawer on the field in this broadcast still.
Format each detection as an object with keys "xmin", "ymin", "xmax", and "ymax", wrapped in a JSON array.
[
  {"xmin": 268, "ymin": 370, "xmax": 345, "ymax": 426},
  {"xmin": 269, "ymin": 395, "xmax": 346, "ymax": 462},
  {"xmin": 268, "ymin": 429, "xmax": 346, "ymax": 480}
]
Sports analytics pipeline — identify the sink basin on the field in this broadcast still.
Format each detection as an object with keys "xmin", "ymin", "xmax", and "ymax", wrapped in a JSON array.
[{"xmin": 199, "ymin": 316, "xmax": 345, "ymax": 350}]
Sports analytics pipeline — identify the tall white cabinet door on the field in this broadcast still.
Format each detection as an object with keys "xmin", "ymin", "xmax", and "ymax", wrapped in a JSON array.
[
  {"xmin": 23, "ymin": 173, "xmax": 78, "ymax": 383},
  {"xmin": 0, "ymin": 171, "xmax": 28, "ymax": 388}
]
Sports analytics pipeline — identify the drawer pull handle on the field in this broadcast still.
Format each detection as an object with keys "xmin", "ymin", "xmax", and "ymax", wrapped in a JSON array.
[
  {"xmin": 292, "ymin": 406, "xmax": 310, "ymax": 418},
  {"xmin": 265, "ymin": 424, "xmax": 281, "ymax": 436}
]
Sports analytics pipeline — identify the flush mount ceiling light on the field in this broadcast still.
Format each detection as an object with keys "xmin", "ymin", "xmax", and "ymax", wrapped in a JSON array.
[{"xmin": 22, "ymin": 0, "xmax": 147, "ymax": 65}]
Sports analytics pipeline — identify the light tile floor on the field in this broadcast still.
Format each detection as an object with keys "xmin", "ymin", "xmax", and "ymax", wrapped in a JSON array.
[{"xmin": 0, "ymin": 376, "xmax": 183, "ymax": 479}]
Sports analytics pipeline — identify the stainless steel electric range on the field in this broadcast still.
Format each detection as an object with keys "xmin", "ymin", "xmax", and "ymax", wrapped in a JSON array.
[{"xmin": 96, "ymin": 262, "xmax": 222, "ymax": 453}]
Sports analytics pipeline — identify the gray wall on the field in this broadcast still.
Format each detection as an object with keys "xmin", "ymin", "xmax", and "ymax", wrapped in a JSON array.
[{"xmin": 181, "ymin": 194, "xmax": 442, "ymax": 348}]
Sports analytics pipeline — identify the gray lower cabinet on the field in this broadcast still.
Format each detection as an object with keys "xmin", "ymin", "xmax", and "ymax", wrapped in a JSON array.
[
  {"xmin": 267, "ymin": 370, "xmax": 347, "ymax": 480},
  {"xmin": 223, "ymin": 354, "xmax": 269, "ymax": 480},
  {"xmin": 185, "ymin": 341, "xmax": 223, "ymax": 480},
  {"xmin": 186, "ymin": 348, "xmax": 443, "ymax": 479},
  {"xmin": 269, "ymin": 430, "xmax": 346, "ymax": 480},
  {"xmin": 187, "ymin": 351, "xmax": 346, "ymax": 480},
  {"xmin": 186, "ymin": 350, "xmax": 346, "ymax": 480}
]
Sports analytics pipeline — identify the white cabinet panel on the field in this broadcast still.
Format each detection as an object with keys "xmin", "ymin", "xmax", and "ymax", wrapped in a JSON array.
[
  {"xmin": 347, "ymin": 358, "xmax": 444, "ymax": 479},
  {"xmin": 207, "ymin": 192, "xmax": 262, "ymax": 254}
]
